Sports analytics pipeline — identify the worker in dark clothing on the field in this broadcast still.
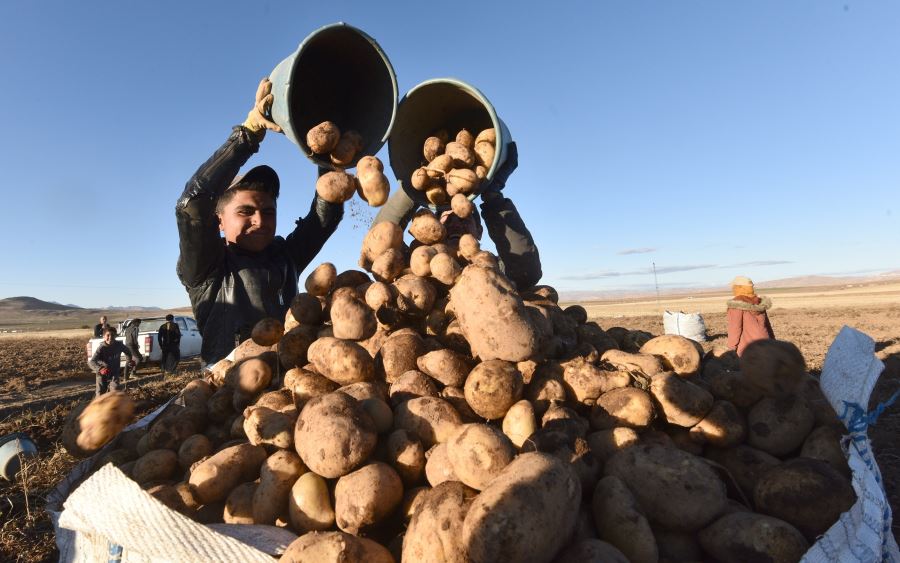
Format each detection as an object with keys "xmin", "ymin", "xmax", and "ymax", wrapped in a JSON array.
[
  {"xmin": 157, "ymin": 314, "xmax": 182, "ymax": 374},
  {"xmin": 373, "ymin": 142, "xmax": 542, "ymax": 290},
  {"xmin": 123, "ymin": 318, "xmax": 144, "ymax": 380},
  {"xmin": 176, "ymin": 78, "xmax": 344, "ymax": 365},
  {"xmin": 88, "ymin": 327, "xmax": 134, "ymax": 396},
  {"xmin": 93, "ymin": 315, "xmax": 109, "ymax": 339}
]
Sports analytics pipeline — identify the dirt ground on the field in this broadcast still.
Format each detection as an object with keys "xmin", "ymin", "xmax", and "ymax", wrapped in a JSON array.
[{"xmin": 0, "ymin": 292, "xmax": 897, "ymax": 561}]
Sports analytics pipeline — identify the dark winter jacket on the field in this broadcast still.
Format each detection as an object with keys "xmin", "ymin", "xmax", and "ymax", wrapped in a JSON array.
[
  {"xmin": 124, "ymin": 323, "xmax": 140, "ymax": 349},
  {"xmin": 726, "ymin": 295, "xmax": 775, "ymax": 355},
  {"xmin": 88, "ymin": 341, "xmax": 133, "ymax": 379},
  {"xmin": 157, "ymin": 321, "xmax": 182, "ymax": 350},
  {"xmin": 176, "ymin": 126, "xmax": 343, "ymax": 365}
]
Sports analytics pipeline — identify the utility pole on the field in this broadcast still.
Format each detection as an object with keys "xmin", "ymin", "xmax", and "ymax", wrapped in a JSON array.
[{"xmin": 652, "ymin": 261, "xmax": 661, "ymax": 311}]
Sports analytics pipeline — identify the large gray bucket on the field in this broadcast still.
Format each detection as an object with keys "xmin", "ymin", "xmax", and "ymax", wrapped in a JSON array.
[
  {"xmin": 268, "ymin": 22, "xmax": 398, "ymax": 170},
  {"xmin": 388, "ymin": 78, "xmax": 511, "ymax": 210},
  {"xmin": 0, "ymin": 432, "xmax": 37, "ymax": 481}
]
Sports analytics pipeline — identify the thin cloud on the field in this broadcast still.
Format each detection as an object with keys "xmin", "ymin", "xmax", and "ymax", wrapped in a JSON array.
[
  {"xmin": 561, "ymin": 264, "xmax": 717, "ymax": 280},
  {"xmin": 727, "ymin": 260, "xmax": 793, "ymax": 268},
  {"xmin": 617, "ymin": 247, "xmax": 657, "ymax": 256}
]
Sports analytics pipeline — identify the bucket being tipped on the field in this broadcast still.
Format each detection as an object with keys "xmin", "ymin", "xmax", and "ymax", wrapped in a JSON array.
[
  {"xmin": 388, "ymin": 78, "xmax": 511, "ymax": 211},
  {"xmin": 0, "ymin": 432, "xmax": 37, "ymax": 481},
  {"xmin": 268, "ymin": 22, "xmax": 398, "ymax": 170}
]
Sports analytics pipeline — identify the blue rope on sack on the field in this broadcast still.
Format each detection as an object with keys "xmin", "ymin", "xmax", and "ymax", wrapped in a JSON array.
[{"xmin": 839, "ymin": 389, "xmax": 900, "ymax": 434}]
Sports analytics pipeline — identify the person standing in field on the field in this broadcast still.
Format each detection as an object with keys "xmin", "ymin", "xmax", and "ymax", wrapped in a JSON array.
[
  {"xmin": 93, "ymin": 315, "xmax": 109, "ymax": 339},
  {"xmin": 176, "ymin": 78, "xmax": 344, "ymax": 365},
  {"xmin": 726, "ymin": 275, "xmax": 775, "ymax": 355},
  {"xmin": 157, "ymin": 314, "xmax": 182, "ymax": 375},
  {"xmin": 123, "ymin": 318, "xmax": 144, "ymax": 375},
  {"xmin": 88, "ymin": 327, "xmax": 134, "ymax": 396}
]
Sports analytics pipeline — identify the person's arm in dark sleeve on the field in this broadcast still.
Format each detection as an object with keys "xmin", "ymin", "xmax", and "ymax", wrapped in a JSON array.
[
  {"xmin": 283, "ymin": 191, "xmax": 345, "ymax": 272},
  {"xmin": 88, "ymin": 348, "xmax": 105, "ymax": 373},
  {"xmin": 176, "ymin": 126, "xmax": 261, "ymax": 288},
  {"xmin": 373, "ymin": 188, "xmax": 419, "ymax": 229},
  {"xmin": 480, "ymin": 191, "xmax": 543, "ymax": 290}
]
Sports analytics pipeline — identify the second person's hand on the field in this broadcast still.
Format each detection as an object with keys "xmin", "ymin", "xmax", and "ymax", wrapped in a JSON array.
[{"xmin": 243, "ymin": 78, "xmax": 283, "ymax": 140}]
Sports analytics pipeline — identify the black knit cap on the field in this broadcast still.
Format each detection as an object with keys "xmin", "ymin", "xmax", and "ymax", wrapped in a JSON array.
[{"xmin": 227, "ymin": 165, "xmax": 280, "ymax": 199}]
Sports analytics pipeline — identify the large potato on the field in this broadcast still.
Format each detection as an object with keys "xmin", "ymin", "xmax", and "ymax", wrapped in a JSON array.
[
  {"xmin": 394, "ymin": 274, "xmax": 437, "ymax": 317},
  {"xmin": 600, "ymin": 349, "xmax": 663, "ymax": 376},
  {"xmin": 386, "ymin": 429, "xmax": 426, "ymax": 486},
  {"xmin": 252, "ymin": 450, "xmax": 305, "ymax": 526},
  {"xmin": 746, "ymin": 394, "xmax": 814, "ymax": 456},
  {"xmin": 605, "ymin": 443, "xmax": 727, "ymax": 531},
  {"xmin": 177, "ymin": 434, "xmax": 212, "ymax": 471},
  {"xmin": 449, "ymin": 265, "xmax": 540, "ymax": 362},
  {"xmin": 379, "ymin": 330, "xmax": 427, "ymax": 383},
  {"xmin": 464, "ymin": 360, "xmax": 524, "ymax": 420},
  {"xmin": 389, "ymin": 370, "xmax": 439, "ymax": 406},
  {"xmin": 689, "ymin": 400, "xmax": 747, "ymax": 447},
  {"xmin": 306, "ymin": 121, "xmax": 340, "ymax": 154},
  {"xmin": 280, "ymin": 531, "xmax": 393, "ymax": 563},
  {"xmin": 283, "ymin": 367, "xmax": 339, "ymax": 409},
  {"xmin": 417, "ymin": 348, "xmax": 471, "ymax": 387},
  {"xmin": 316, "ymin": 170, "xmax": 356, "ymax": 203},
  {"xmin": 699, "ymin": 512, "xmax": 809, "ymax": 563},
  {"xmin": 62, "ymin": 392, "xmax": 135, "ymax": 458},
  {"xmin": 801, "ymin": 425, "xmax": 850, "ymax": 477},
  {"xmin": 639, "ymin": 334, "xmax": 701, "ymax": 376},
  {"xmin": 402, "ymin": 481, "xmax": 477, "ymax": 563},
  {"xmin": 409, "ymin": 211, "xmax": 446, "ymax": 245},
  {"xmin": 334, "ymin": 462, "xmax": 404, "ymax": 534},
  {"xmin": 288, "ymin": 471, "xmax": 335, "ymax": 533},
  {"xmin": 591, "ymin": 476, "xmax": 658, "ymax": 563},
  {"xmin": 278, "ymin": 325, "xmax": 318, "ymax": 370},
  {"xmin": 188, "ymin": 443, "xmax": 267, "ymax": 504},
  {"xmin": 590, "ymin": 387, "xmax": 655, "ymax": 430},
  {"xmin": 447, "ymin": 424, "xmax": 516, "ymax": 490},
  {"xmin": 329, "ymin": 291, "xmax": 376, "ymax": 341},
  {"xmin": 649, "ymin": 371, "xmax": 714, "ymax": 427},
  {"xmin": 307, "ymin": 337, "xmax": 374, "ymax": 385},
  {"xmin": 305, "ymin": 263, "xmax": 337, "ymax": 297},
  {"xmin": 294, "ymin": 392, "xmax": 377, "ymax": 478},
  {"xmin": 132, "ymin": 449, "xmax": 178, "ymax": 484},
  {"xmin": 393, "ymin": 396, "xmax": 462, "ymax": 448},
  {"xmin": 462, "ymin": 452, "xmax": 582, "ymax": 563},
  {"xmin": 702, "ymin": 361, "xmax": 764, "ymax": 408},
  {"xmin": 704, "ymin": 444, "xmax": 781, "ymax": 501},
  {"xmin": 243, "ymin": 406, "xmax": 294, "ymax": 450},
  {"xmin": 562, "ymin": 359, "xmax": 631, "ymax": 406},
  {"xmin": 741, "ymin": 339, "xmax": 807, "ymax": 398},
  {"xmin": 754, "ymin": 457, "xmax": 855, "ymax": 541},
  {"xmin": 360, "ymin": 222, "xmax": 403, "ymax": 270},
  {"xmin": 586, "ymin": 427, "xmax": 640, "ymax": 463},
  {"xmin": 425, "ymin": 443, "xmax": 458, "ymax": 487}
]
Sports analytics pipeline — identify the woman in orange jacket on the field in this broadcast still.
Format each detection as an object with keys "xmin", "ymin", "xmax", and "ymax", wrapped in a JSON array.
[{"xmin": 726, "ymin": 275, "xmax": 775, "ymax": 355}]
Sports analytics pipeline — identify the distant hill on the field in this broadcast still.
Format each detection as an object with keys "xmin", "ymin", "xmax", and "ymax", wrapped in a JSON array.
[{"xmin": 0, "ymin": 296, "xmax": 82, "ymax": 311}]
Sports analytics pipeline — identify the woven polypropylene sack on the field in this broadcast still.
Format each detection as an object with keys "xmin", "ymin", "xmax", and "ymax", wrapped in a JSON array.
[{"xmin": 663, "ymin": 310, "xmax": 707, "ymax": 342}]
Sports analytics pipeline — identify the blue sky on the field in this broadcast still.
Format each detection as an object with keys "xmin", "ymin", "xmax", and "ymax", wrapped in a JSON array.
[{"xmin": 1, "ymin": 1, "xmax": 897, "ymax": 308}]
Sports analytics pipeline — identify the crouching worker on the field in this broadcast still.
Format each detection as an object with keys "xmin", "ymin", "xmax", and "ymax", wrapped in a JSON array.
[
  {"xmin": 88, "ymin": 327, "xmax": 135, "ymax": 396},
  {"xmin": 373, "ymin": 142, "xmax": 542, "ymax": 291},
  {"xmin": 176, "ymin": 78, "xmax": 344, "ymax": 366}
]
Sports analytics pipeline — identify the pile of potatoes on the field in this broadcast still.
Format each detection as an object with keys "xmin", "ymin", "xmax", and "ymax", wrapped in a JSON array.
[
  {"xmin": 306, "ymin": 121, "xmax": 391, "ymax": 207},
  {"xmin": 409, "ymin": 127, "xmax": 496, "ymax": 206},
  {"xmin": 81, "ymin": 220, "xmax": 855, "ymax": 562}
]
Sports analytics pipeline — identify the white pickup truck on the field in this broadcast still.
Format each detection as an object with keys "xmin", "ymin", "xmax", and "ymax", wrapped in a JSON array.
[{"xmin": 85, "ymin": 315, "xmax": 203, "ymax": 367}]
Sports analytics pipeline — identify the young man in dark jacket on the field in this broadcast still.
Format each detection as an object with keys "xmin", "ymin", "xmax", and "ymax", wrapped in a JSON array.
[
  {"xmin": 157, "ymin": 314, "xmax": 182, "ymax": 374},
  {"xmin": 88, "ymin": 327, "xmax": 134, "ymax": 396},
  {"xmin": 123, "ymin": 318, "xmax": 143, "ymax": 379},
  {"xmin": 176, "ymin": 79, "xmax": 344, "ymax": 365}
]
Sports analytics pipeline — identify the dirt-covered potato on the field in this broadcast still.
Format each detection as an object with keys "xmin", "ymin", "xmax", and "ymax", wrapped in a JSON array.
[
  {"xmin": 592, "ymin": 476, "xmax": 658, "ymax": 563},
  {"xmin": 316, "ymin": 170, "xmax": 356, "ymax": 203},
  {"xmin": 394, "ymin": 274, "xmax": 438, "ymax": 317},
  {"xmin": 250, "ymin": 449, "xmax": 305, "ymax": 526},
  {"xmin": 394, "ymin": 396, "xmax": 462, "ymax": 448},
  {"xmin": 423, "ymin": 136, "xmax": 446, "ymax": 162},
  {"xmin": 600, "ymin": 349, "xmax": 664, "ymax": 376},
  {"xmin": 288, "ymin": 471, "xmax": 335, "ymax": 533},
  {"xmin": 334, "ymin": 462, "xmax": 404, "ymax": 534},
  {"xmin": 294, "ymin": 392, "xmax": 377, "ymax": 478},
  {"xmin": 590, "ymin": 387, "xmax": 655, "ymax": 430},
  {"xmin": 464, "ymin": 360, "xmax": 524, "ymax": 420},
  {"xmin": 329, "ymin": 291, "xmax": 376, "ymax": 341},
  {"xmin": 585, "ymin": 427, "xmax": 639, "ymax": 463},
  {"xmin": 62, "ymin": 392, "xmax": 135, "ymax": 458},
  {"xmin": 699, "ymin": 511, "xmax": 809, "ymax": 563},
  {"xmin": 501, "ymin": 400, "xmax": 537, "ymax": 449},
  {"xmin": 430, "ymin": 253, "xmax": 462, "ymax": 286},
  {"xmin": 283, "ymin": 367, "xmax": 338, "ymax": 410},
  {"xmin": 425, "ymin": 442, "xmax": 458, "ymax": 486},
  {"xmin": 649, "ymin": 371, "xmax": 714, "ymax": 427},
  {"xmin": 410, "ymin": 246, "xmax": 438, "ymax": 277},
  {"xmin": 330, "ymin": 129, "xmax": 363, "ymax": 167},
  {"xmin": 411, "ymin": 167, "xmax": 432, "ymax": 191},
  {"xmin": 389, "ymin": 370, "xmax": 439, "ymax": 406},
  {"xmin": 746, "ymin": 394, "xmax": 815, "ymax": 456},
  {"xmin": 473, "ymin": 141, "xmax": 495, "ymax": 168},
  {"xmin": 554, "ymin": 540, "xmax": 629, "ymax": 563},
  {"xmin": 281, "ymin": 532, "xmax": 394, "ymax": 563},
  {"xmin": 177, "ymin": 434, "xmax": 212, "ymax": 471},
  {"xmin": 370, "ymin": 247, "xmax": 405, "ymax": 283},
  {"xmin": 702, "ymin": 361, "xmax": 765, "ymax": 408},
  {"xmin": 226, "ymin": 357, "xmax": 272, "ymax": 397},
  {"xmin": 741, "ymin": 339, "xmax": 807, "ymax": 398},
  {"xmin": 446, "ymin": 168, "xmax": 479, "ymax": 195},
  {"xmin": 688, "ymin": 400, "xmax": 746, "ymax": 447},
  {"xmin": 449, "ymin": 265, "xmax": 540, "ymax": 362},
  {"xmin": 562, "ymin": 359, "xmax": 631, "ymax": 406},
  {"xmin": 356, "ymin": 167, "xmax": 390, "ymax": 207},
  {"xmin": 306, "ymin": 121, "xmax": 340, "ymax": 154},
  {"xmin": 359, "ymin": 397, "xmax": 393, "ymax": 434},
  {"xmin": 402, "ymin": 481, "xmax": 477, "ymax": 563},
  {"xmin": 462, "ymin": 452, "xmax": 582, "ymax": 563},
  {"xmin": 446, "ymin": 423, "xmax": 516, "ymax": 491},
  {"xmin": 409, "ymin": 211, "xmax": 446, "ymax": 245},
  {"xmin": 605, "ymin": 443, "xmax": 727, "ymax": 532},
  {"xmin": 307, "ymin": 337, "xmax": 374, "ymax": 385},
  {"xmin": 639, "ymin": 335, "xmax": 701, "ymax": 376},
  {"xmin": 146, "ymin": 414, "xmax": 197, "ymax": 451},
  {"xmin": 243, "ymin": 405, "xmax": 294, "ymax": 450},
  {"xmin": 754, "ymin": 457, "xmax": 855, "ymax": 540},
  {"xmin": 223, "ymin": 481, "xmax": 257, "ymax": 524},
  {"xmin": 386, "ymin": 429, "xmax": 426, "ymax": 486},
  {"xmin": 357, "ymin": 155, "xmax": 383, "ymax": 173},
  {"xmin": 359, "ymin": 221, "xmax": 403, "ymax": 270},
  {"xmin": 188, "ymin": 442, "xmax": 267, "ymax": 504},
  {"xmin": 146, "ymin": 483, "xmax": 189, "ymax": 515},
  {"xmin": 801, "ymin": 425, "xmax": 850, "ymax": 477},
  {"xmin": 416, "ymin": 348, "xmax": 471, "ymax": 388},
  {"xmin": 250, "ymin": 317, "xmax": 284, "ymax": 347},
  {"xmin": 132, "ymin": 449, "xmax": 178, "ymax": 484},
  {"xmin": 379, "ymin": 330, "xmax": 427, "ymax": 383},
  {"xmin": 450, "ymin": 193, "xmax": 475, "ymax": 219},
  {"xmin": 305, "ymin": 263, "xmax": 337, "ymax": 296},
  {"xmin": 704, "ymin": 444, "xmax": 781, "ymax": 505}
]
